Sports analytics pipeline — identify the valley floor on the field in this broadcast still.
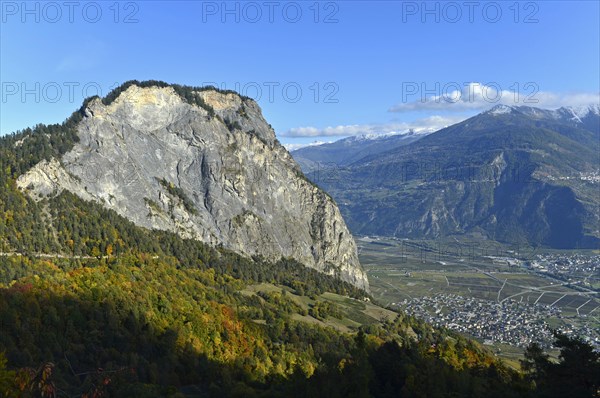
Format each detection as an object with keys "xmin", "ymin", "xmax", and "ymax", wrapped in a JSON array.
[{"xmin": 357, "ymin": 236, "xmax": 600, "ymax": 363}]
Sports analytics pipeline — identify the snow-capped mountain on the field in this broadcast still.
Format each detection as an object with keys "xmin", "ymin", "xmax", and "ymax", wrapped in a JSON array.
[
  {"xmin": 485, "ymin": 104, "xmax": 600, "ymax": 139},
  {"xmin": 292, "ymin": 103, "xmax": 599, "ymax": 174},
  {"xmin": 290, "ymin": 129, "xmax": 432, "ymax": 172},
  {"xmin": 486, "ymin": 103, "xmax": 599, "ymax": 123}
]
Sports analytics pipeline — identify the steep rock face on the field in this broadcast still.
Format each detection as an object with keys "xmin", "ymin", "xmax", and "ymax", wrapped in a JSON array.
[{"xmin": 17, "ymin": 84, "xmax": 368, "ymax": 290}]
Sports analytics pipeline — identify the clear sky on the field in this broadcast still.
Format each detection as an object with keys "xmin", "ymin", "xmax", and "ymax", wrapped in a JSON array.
[{"xmin": 1, "ymin": 1, "xmax": 599, "ymax": 148}]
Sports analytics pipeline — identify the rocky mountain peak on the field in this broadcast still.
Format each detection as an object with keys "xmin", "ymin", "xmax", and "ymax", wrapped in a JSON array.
[
  {"xmin": 17, "ymin": 81, "xmax": 369, "ymax": 290},
  {"xmin": 486, "ymin": 104, "xmax": 515, "ymax": 115},
  {"xmin": 484, "ymin": 103, "xmax": 600, "ymax": 126}
]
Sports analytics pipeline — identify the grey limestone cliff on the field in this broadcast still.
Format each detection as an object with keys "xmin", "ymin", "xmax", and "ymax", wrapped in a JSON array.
[{"xmin": 17, "ymin": 84, "xmax": 369, "ymax": 290}]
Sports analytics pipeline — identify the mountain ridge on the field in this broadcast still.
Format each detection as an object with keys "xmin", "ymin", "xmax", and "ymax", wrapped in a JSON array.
[{"xmin": 292, "ymin": 129, "xmax": 429, "ymax": 173}]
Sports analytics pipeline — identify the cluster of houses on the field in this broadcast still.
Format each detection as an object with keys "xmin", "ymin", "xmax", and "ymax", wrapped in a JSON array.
[
  {"xmin": 397, "ymin": 294, "xmax": 562, "ymax": 348},
  {"xmin": 530, "ymin": 253, "xmax": 599, "ymax": 279}
]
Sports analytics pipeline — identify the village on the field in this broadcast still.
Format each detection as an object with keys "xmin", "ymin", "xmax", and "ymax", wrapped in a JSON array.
[
  {"xmin": 396, "ymin": 293, "xmax": 599, "ymax": 349},
  {"xmin": 530, "ymin": 253, "xmax": 600, "ymax": 288}
]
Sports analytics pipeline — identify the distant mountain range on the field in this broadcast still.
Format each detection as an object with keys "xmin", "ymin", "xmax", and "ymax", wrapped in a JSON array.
[
  {"xmin": 292, "ymin": 104, "xmax": 600, "ymax": 249},
  {"xmin": 292, "ymin": 129, "xmax": 430, "ymax": 172}
]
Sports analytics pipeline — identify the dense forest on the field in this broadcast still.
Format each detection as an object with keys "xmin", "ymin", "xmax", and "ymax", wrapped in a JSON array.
[{"xmin": 1, "ymin": 82, "xmax": 598, "ymax": 397}]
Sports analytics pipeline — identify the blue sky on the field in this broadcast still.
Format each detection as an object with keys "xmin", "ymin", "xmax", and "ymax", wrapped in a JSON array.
[{"xmin": 1, "ymin": 1, "xmax": 599, "ymax": 148}]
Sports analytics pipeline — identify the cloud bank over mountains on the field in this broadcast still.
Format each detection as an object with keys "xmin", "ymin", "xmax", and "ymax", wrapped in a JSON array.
[
  {"xmin": 283, "ymin": 115, "xmax": 465, "ymax": 138},
  {"xmin": 282, "ymin": 83, "xmax": 598, "ymax": 142},
  {"xmin": 389, "ymin": 82, "xmax": 599, "ymax": 113}
]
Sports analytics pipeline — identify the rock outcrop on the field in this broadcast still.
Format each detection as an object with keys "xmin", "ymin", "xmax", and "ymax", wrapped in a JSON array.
[{"xmin": 17, "ymin": 83, "xmax": 369, "ymax": 290}]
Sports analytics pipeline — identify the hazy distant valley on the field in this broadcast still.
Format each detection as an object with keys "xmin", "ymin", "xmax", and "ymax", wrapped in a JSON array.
[{"xmin": 356, "ymin": 236, "xmax": 599, "ymax": 361}]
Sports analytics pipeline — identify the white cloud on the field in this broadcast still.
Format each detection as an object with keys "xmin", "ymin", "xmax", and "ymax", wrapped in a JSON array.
[
  {"xmin": 282, "ymin": 115, "xmax": 465, "ymax": 138},
  {"xmin": 389, "ymin": 82, "xmax": 600, "ymax": 113}
]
